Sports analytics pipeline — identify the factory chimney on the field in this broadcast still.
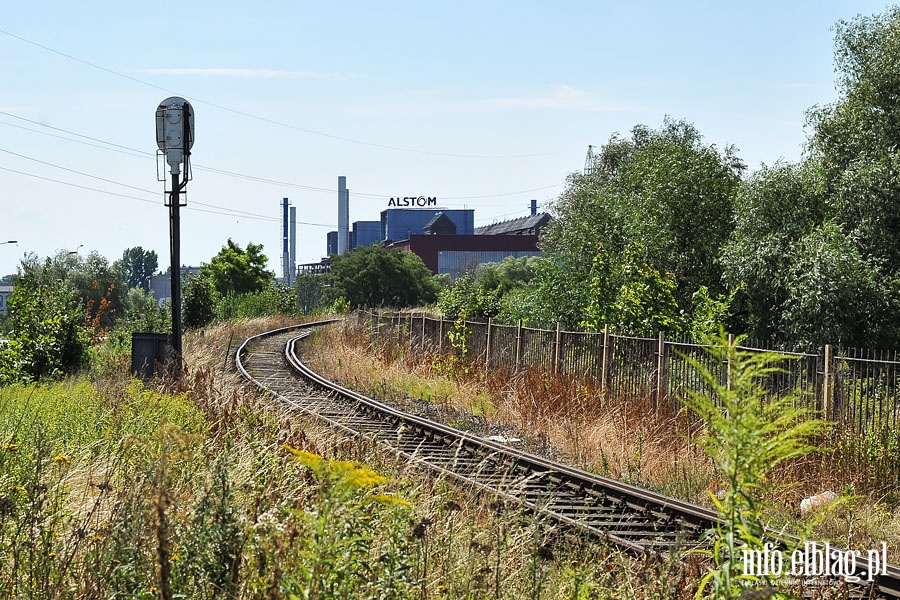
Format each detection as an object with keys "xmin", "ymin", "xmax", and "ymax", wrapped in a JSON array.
[
  {"xmin": 289, "ymin": 206, "xmax": 297, "ymax": 286},
  {"xmin": 337, "ymin": 176, "xmax": 349, "ymax": 255},
  {"xmin": 282, "ymin": 198, "xmax": 290, "ymax": 283}
]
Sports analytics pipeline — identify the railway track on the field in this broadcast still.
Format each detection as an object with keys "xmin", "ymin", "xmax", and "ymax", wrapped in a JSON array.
[{"xmin": 236, "ymin": 320, "xmax": 900, "ymax": 598}]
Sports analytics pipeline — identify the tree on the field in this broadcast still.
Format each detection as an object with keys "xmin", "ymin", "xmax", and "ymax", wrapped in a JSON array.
[
  {"xmin": 718, "ymin": 5, "xmax": 900, "ymax": 348},
  {"xmin": 182, "ymin": 274, "xmax": 219, "ymax": 330},
  {"xmin": 117, "ymin": 246, "xmax": 158, "ymax": 291},
  {"xmin": 328, "ymin": 245, "xmax": 438, "ymax": 308},
  {"xmin": 538, "ymin": 118, "xmax": 743, "ymax": 332},
  {"xmin": 18, "ymin": 250, "xmax": 124, "ymax": 329},
  {"xmin": 720, "ymin": 162, "xmax": 825, "ymax": 342},
  {"xmin": 0, "ymin": 259, "xmax": 88, "ymax": 383},
  {"xmin": 294, "ymin": 271, "xmax": 326, "ymax": 314},
  {"xmin": 200, "ymin": 239, "xmax": 274, "ymax": 297},
  {"xmin": 437, "ymin": 256, "xmax": 541, "ymax": 322}
]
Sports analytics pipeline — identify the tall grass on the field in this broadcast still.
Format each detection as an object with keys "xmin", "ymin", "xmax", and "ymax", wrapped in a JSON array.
[
  {"xmin": 306, "ymin": 318, "xmax": 900, "ymax": 568},
  {"xmin": 0, "ymin": 316, "xmax": 703, "ymax": 598}
]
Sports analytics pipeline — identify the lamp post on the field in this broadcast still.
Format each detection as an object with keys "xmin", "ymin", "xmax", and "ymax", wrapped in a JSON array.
[
  {"xmin": 155, "ymin": 97, "xmax": 194, "ymax": 376},
  {"xmin": 0, "ymin": 241, "xmax": 16, "ymax": 246}
]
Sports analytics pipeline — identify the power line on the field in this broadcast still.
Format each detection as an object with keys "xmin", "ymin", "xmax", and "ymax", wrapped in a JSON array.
[
  {"xmin": 0, "ymin": 110, "xmax": 565, "ymax": 200},
  {"xmin": 0, "ymin": 28, "xmax": 579, "ymax": 160},
  {"xmin": 0, "ymin": 162, "xmax": 336, "ymax": 227}
]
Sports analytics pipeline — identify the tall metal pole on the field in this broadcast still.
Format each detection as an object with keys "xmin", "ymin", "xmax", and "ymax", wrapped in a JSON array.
[
  {"xmin": 156, "ymin": 96, "xmax": 193, "ymax": 379},
  {"xmin": 169, "ymin": 171, "xmax": 182, "ymax": 373}
]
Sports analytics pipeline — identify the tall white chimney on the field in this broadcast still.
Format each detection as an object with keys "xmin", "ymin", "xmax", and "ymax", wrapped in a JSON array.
[
  {"xmin": 337, "ymin": 176, "xmax": 349, "ymax": 255},
  {"xmin": 289, "ymin": 206, "xmax": 297, "ymax": 286}
]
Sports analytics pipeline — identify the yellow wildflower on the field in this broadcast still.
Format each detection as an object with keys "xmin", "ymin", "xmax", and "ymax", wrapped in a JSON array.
[
  {"xmin": 3, "ymin": 443, "xmax": 19, "ymax": 452},
  {"xmin": 53, "ymin": 454, "xmax": 69, "ymax": 465},
  {"xmin": 369, "ymin": 494, "xmax": 411, "ymax": 507}
]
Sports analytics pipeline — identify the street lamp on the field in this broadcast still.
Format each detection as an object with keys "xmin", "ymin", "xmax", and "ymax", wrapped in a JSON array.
[
  {"xmin": 68, "ymin": 244, "xmax": 83, "ymax": 256},
  {"xmin": 0, "ymin": 241, "xmax": 16, "ymax": 245}
]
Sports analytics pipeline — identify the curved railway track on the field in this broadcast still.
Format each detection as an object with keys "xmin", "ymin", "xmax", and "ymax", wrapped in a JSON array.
[{"xmin": 236, "ymin": 320, "xmax": 900, "ymax": 598}]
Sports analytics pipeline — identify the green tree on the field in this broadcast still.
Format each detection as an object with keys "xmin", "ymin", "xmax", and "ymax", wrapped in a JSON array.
[
  {"xmin": 720, "ymin": 162, "xmax": 825, "ymax": 342},
  {"xmin": 0, "ymin": 259, "xmax": 88, "ymax": 383},
  {"xmin": 119, "ymin": 287, "xmax": 169, "ymax": 333},
  {"xmin": 721, "ymin": 6, "xmax": 900, "ymax": 348},
  {"xmin": 328, "ymin": 245, "xmax": 438, "ymax": 308},
  {"xmin": 116, "ymin": 246, "xmax": 158, "ymax": 291},
  {"xmin": 182, "ymin": 274, "xmax": 219, "ymax": 330},
  {"xmin": 545, "ymin": 118, "xmax": 743, "ymax": 308},
  {"xmin": 200, "ymin": 239, "xmax": 274, "ymax": 297},
  {"xmin": 18, "ymin": 250, "xmax": 124, "ymax": 329},
  {"xmin": 294, "ymin": 271, "xmax": 327, "ymax": 314},
  {"xmin": 538, "ymin": 119, "xmax": 742, "ymax": 333},
  {"xmin": 781, "ymin": 222, "xmax": 898, "ymax": 348},
  {"xmin": 437, "ymin": 256, "xmax": 540, "ymax": 322}
]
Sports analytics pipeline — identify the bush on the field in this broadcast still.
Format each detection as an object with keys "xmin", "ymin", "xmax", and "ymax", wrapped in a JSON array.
[
  {"xmin": 0, "ymin": 263, "xmax": 89, "ymax": 383},
  {"xmin": 182, "ymin": 274, "xmax": 219, "ymax": 330}
]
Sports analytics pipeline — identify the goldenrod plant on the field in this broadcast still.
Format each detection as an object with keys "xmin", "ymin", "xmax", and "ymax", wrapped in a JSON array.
[{"xmin": 683, "ymin": 332, "xmax": 825, "ymax": 599}]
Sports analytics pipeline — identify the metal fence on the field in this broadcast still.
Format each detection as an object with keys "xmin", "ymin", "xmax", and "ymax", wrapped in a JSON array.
[{"xmin": 354, "ymin": 309, "xmax": 900, "ymax": 478}]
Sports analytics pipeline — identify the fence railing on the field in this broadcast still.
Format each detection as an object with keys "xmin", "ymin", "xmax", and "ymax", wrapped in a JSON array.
[{"xmin": 355, "ymin": 310, "xmax": 900, "ymax": 459}]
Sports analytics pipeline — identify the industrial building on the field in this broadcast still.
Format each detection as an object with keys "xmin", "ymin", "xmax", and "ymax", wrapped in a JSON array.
[
  {"xmin": 311, "ymin": 176, "xmax": 550, "ymax": 278},
  {"xmin": 385, "ymin": 234, "xmax": 541, "ymax": 277},
  {"xmin": 0, "ymin": 284, "xmax": 12, "ymax": 316}
]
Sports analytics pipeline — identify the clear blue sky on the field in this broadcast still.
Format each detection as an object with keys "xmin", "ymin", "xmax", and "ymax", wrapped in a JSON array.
[{"xmin": 0, "ymin": 1, "xmax": 892, "ymax": 277}]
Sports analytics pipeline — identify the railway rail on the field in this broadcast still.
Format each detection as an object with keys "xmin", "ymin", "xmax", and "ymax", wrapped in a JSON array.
[{"xmin": 236, "ymin": 320, "xmax": 900, "ymax": 598}]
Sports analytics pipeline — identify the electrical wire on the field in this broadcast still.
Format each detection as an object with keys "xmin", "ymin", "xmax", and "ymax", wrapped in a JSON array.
[
  {"xmin": 0, "ymin": 110, "xmax": 564, "ymax": 200},
  {"xmin": 0, "ymin": 162, "xmax": 336, "ymax": 227},
  {"xmin": 0, "ymin": 27, "xmax": 579, "ymax": 159}
]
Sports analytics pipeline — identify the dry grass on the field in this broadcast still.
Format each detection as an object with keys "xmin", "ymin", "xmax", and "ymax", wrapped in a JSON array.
[
  {"xmin": 178, "ymin": 316, "xmax": 701, "ymax": 598},
  {"xmin": 303, "ymin": 320, "xmax": 716, "ymax": 505},
  {"xmin": 301, "ymin": 319, "xmax": 900, "ymax": 564}
]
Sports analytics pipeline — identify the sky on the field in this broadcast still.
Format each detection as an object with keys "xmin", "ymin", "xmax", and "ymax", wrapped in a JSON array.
[{"xmin": 0, "ymin": 0, "xmax": 893, "ymax": 279}]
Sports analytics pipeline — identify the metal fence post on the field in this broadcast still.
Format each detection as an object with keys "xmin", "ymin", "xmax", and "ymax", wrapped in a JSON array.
[
  {"xmin": 438, "ymin": 315, "xmax": 444, "ymax": 354},
  {"xmin": 601, "ymin": 324, "xmax": 609, "ymax": 401},
  {"xmin": 654, "ymin": 330, "xmax": 666, "ymax": 411},
  {"xmin": 823, "ymin": 344, "xmax": 833, "ymax": 419},
  {"xmin": 515, "ymin": 320, "xmax": 524, "ymax": 372},
  {"xmin": 485, "ymin": 317, "xmax": 493, "ymax": 368},
  {"xmin": 554, "ymin": 322, "xmax": 562, "ymax": 375},
  {"xmin": 726, "ymin": 333, "xmax": 735, "ymax": 392}
]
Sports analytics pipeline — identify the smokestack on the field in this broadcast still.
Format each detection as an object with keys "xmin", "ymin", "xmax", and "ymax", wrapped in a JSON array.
[
  {"xmin": 282, "ymin": 198, "xmax": 290, "ymax": 282},
  {"xmin": 530, "ymin": 199, "xmax": 537, "ymax": 216},
  {"xmin": 337, "ymin": 176, "xmax": 349, "ymax": 255},
  {"xmin": 289, "ymin": 206, "xmax": 297, "ymax": 286}
]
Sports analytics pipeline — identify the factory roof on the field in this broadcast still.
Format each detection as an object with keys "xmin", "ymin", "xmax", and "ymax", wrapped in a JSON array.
[{"xmin": 475, "ymin": 212, "xmax": 551, "ymax": 236}]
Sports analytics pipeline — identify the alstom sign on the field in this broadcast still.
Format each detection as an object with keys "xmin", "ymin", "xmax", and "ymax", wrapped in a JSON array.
[{"xmin": 388, "ymin": 196, "xmax": 438, "ymax": 207}]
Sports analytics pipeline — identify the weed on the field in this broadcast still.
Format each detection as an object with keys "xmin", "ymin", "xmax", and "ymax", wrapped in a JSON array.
[{"xmin": 683, "ymin": 331, "xmax": 826, "ymax": 599}]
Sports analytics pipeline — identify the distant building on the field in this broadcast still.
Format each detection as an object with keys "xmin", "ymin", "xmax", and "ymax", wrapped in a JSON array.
[
  {"xmin": 386, "ymin": 234, "xmax": 541, "ymax": 277},
  {"xmin": 423, "ymin": 212, "xmax": 457, "ymax": 235},
  {"xmin": 149, "ymin": 267, "xmax": 201, "ymax": 305},
  {"xmin": 476, "ymin": 212, "xmax": 551, "ymax": 237},
  {"xmin": 382, "ymin": 208, "xmax": 474, "ymax": 242},
  {"xmin": 351, "ymin": 221, "xmax": 382, "ymax": 249},
  {"xmin": 0, "ymin": 284, "xmax": 12, "ymax": 316},
  {"xmin": 297, "ymin": 260, "xmax": 330, "ymax": 275},
  {"xmin": 327, "ymin": 231, "xmax": 338, "ymax": 256}
]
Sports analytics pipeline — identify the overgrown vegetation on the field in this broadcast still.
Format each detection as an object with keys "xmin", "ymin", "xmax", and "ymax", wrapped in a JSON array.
[
  {"xmin": 0, "ymin": 318, "xmax": 707, "ymax": 598},
  {"xmin": 684, "ymin": 333, "xmax": 826, "ymax": 598},
  {"xmin": 307, "ymin": 319, "xmax": 900, "ymax": 571}
]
